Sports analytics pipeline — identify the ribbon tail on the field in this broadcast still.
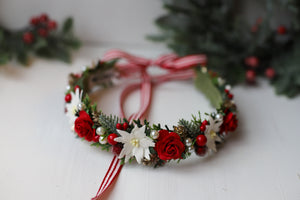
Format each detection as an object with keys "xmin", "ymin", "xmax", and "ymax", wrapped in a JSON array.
[{"xmin": 92, "ymin": 156, "xmax": 123, "ymax": 200}]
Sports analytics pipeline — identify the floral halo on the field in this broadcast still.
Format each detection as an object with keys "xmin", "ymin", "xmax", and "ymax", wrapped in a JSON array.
[{"xmin": 64, "ymin": 60, "xmax": 238, "ymax": 167}]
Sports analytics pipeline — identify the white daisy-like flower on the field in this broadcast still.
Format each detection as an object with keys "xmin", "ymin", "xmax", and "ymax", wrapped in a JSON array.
[
  {"xmin": 114, "ymin": 125, "xmax": 155, "ymax": 164},
  {"xmin": 204, "ymin": 115, "xmax": 223, "ymax": 152},
  {"xmin": 65, "ymin": 88, "xmax": 83, "ymax": 126}
]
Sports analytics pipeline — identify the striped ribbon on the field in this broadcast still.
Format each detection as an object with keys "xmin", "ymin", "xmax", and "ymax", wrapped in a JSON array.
[{"xmin": 92, "ymin": 50, "xmax": 207, "ymax": 200}]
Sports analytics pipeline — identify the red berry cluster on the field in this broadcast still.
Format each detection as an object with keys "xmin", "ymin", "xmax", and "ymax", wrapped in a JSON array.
[
  {"xmin": 195, "ymin": 120, "xmax": 208, "ymax": 156},
  {"xmin": 224, "ymin": 89, "xmax": 234, "ymax": 100},
  {"xmin": 23, "ymin": 13, "xmax": 58, "ymax": 44},
  {"xmin": 245, "ymin": 18, "xmax": 282, "ymax": 83}
]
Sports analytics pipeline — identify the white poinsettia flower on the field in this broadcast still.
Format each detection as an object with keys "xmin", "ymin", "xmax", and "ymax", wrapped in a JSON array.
[
  {"xmin": 114, "ymin": 125, "xmax": 155, "ymax": 164},
  {"xmin": 65, "ymin": 88, "xmax": 83, "ymax": 126},
  {"xmin": 204, "ymin": 115, "xmax": 223, "ymax": 152}
]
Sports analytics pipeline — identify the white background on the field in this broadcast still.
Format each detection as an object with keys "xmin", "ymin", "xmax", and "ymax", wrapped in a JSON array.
[{"xmin": 1, "ymin": 1, "xmax": 300, "ymax": 200}]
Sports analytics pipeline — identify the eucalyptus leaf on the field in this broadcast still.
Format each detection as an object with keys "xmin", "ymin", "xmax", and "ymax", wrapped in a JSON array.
[{"xmin": 194, "ymin": 70, "xmax": 223, "ymax": 108}]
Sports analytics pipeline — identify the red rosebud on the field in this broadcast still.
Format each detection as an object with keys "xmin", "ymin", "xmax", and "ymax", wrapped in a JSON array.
[
  {"xmin": 74, "ymin": 111, "xmax": 95, "ymax": 141},
  {"xmin": 30, "ymin": 17, "xmax": 39, "ymax": 26},
  {"xmin": 265, "ymin": 67, "xmax": 276, "ymax": 79},
  {"xmin": 245, "ymin": 56, "xmax": 259, "ymax": 68},
  {"xmin": 277, "ymin": 26, "xmax": 287, "ymax": 35},
  {"xmin": 23, "ymin": 32, "xmax": 34, "ymax": 44},
  {"xmin": 38, "ymin": 28, "xmax": 48, "ymax": 37},
  {"xmin": 155, "ymin": 130, "xmax": 185, "ymax": 160},
  {"xmin": 246, "ymin": 70, "xmax": 256, "ymax": 83},
  {"xmin": 47, "ymin": 20, "xmax": 57, "ymax": 30},
  {"xmin": 220, "ymin": 112, "xmax": 238, "ymax": 134}
]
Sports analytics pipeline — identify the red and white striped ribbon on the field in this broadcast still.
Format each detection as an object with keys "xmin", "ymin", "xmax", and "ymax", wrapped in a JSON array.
[{"xmin": 92, "ymin": 50, "xmax": 207, "ymax": 200}]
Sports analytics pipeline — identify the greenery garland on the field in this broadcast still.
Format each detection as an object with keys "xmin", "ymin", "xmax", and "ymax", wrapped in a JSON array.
[
  {"xmin": 64, "ymin": 60, "xmax": 238, "ymax": 167},
  {"xmin": 150, "ymin": 0, "xmax": 300, "ymax": 97},
  {"xmin": 0, "ymin": 13, "xmax": 80, "ymax": 66}
]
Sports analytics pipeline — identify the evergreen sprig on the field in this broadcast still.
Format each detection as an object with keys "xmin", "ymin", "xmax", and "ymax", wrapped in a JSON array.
[
  {"xmin": 98, "ymin": 113, "xmax": 121, "ymax": 134},
  {"xmin": 151, "ymin": 0, "xmax": 300, "ymax": 97},
  {"xmin": 0, "ymin": 13, "xmax": 80, "ymax": 66}
]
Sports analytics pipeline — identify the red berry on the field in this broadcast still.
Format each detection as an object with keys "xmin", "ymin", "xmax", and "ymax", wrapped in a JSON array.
[
  {"xmin": 200, "ymin": 125, "xmax": 206, "ymax": 132},
  {"xmin": 245, "ymin": 56, "xmax": 259, "ymax": 68},
  {"xmin": 123, "ymin": 122, "xmax": 129, "ymax": 130},
  {"xmin": 277, "ymin": 26, "xmax": 287, "ymax": 35},
  {"xmin": 38, "ymin": 28, "xmax": 48, "ymax": 37},
  {"xmin": 65, "ymin": 93, "xmax": 72, "ymax": 102},
  {"xmin": 39, "ymin": 13, "xmax": 49, "ymax": 23},
  {"xmin": 74, "ymin": 85, "xmax": 80, "ymax": 91},
  {"xmin": 30, "ymin": 17, "xmax": 39, "ymax": 26},
  {"xmin": 196, "ymin": 135, "xmax": 207, "ymax": 146},
  {"xmin": 265, "ymin": 67, "xmax": 276, "ymax": 79},
  {"xmin": 246, "ymin": 70, "xmax": 256, "ymax": 83},
  {"xmin": 251, "ymin": 25, "xmax": 258, "ymax": 33},
  {"xmin": 23, "ymin": 32, "xmax": 34, "ymax": 44},
  {"xmin": 107, "ymin": 133, "xmax": 118, "ymax": 145},
  {"xmin": 202, "ymin": 120, "xmax": 208, "ymax": 126},
  {"xmin": 93, "ymin": 135, "xmax": 100, "ymax": 143},
  {"xmin": 112, "ymin": 143, "xmax": 123, "ymax": 156},
  {"xmin": 195, "ymin": 146, "xmax": 207, "ymax": 156},
  {"xmin": 228, "ymin": 93, "xmax": 233, "ymax": 99},
  {"xmin": 47, "ymin": 20, "xmax": 57, "ymax": 30},
  {"xmin": 256, "ymin": 17, "xmax": 263, "ymax": 25},
  {"xmin": 224, "ymin": 89, "xmax": 229, "ymax": 94},
  {"xmin": 116, "ymin": 123, "xmax": 123, "ymax": 130}
]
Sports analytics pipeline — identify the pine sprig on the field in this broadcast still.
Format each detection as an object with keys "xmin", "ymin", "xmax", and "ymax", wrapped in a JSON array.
[
  {"xmin": 178, "ymin": 118, "xmax": 200, "ymax": 137},
  {"xmin": 98, "ymin": 113, "xmax": 120, "ymax": 134},
  {"xmin": 151, "ymin": 0, "xmax": 300, "ymax": 97},
  {"xmin": 0, "ymin": 14, "xmax": 80, "ymax": 66}
]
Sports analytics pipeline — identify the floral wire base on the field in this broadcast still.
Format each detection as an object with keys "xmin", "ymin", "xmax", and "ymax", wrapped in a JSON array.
[{"xmin": 64, "ymin": 60, "xmax": 238, "ymax": 167}]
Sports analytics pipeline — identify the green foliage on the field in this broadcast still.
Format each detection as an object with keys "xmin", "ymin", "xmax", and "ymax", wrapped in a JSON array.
[
  {"xmin": 178, "ymin": 118, "xmax": 200, "ymax": 137},
  {"xmin": 272, "ymin": 39, "xmax": 300, "ymax": 97},
  {"xmin": 194, "ymin": 69, "xmax": 223, "ymax": 108},
  {"xmin": 98, "ymin": 113, "xmax": 120, "ymax": 134},
  {"xmin": 151, "ymin": 0, "xmax": 300, "ymax": 97},
  {"xmin": 0, "ymin": 16, "xmax": 80, "ymax": 66}
]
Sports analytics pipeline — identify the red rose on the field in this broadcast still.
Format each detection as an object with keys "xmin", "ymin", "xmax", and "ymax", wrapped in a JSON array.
[
  {"xmin": 74, "ymin": 111, "xmax": 95, "ymax": 142},
  {"xmin": 220, "ymin": 112, "xmax": 238, "ymax": 134},
  {"xmin": 155, "ymin": 130, "xmax": 185, "ymax": 160}
]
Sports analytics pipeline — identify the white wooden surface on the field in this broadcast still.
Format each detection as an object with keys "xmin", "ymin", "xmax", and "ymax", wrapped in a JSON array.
[{"xmin": 0, "ymin": 45, "xmax": 300, "ymax": 200}]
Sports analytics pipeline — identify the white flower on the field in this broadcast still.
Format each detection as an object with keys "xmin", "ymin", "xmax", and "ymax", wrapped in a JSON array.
[
  {"xmin": 204, "ymin": 115, "xmax": 223, "ymax": 152},
  {"xmin": 65, "ymin": 88, "xmax": 83, "ymax": 126},
  {"xmin": 114, "ymin": 125, "xmax": 155, "ymax": 164}
]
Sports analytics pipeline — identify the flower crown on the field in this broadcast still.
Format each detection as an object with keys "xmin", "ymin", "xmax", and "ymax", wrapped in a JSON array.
[{"xmin": 64, "ymin": 52, "xmax": 238, "ymax": 168}]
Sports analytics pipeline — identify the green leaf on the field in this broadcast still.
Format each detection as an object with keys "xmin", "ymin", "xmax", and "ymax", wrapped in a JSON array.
[
  {"xmin": 0, "ymin": 52, "xmax": 10, "ymax": 65},
  {"xmin": 32, "ymin": 38, "xmax": 47, "ymax": 50},
  {"xmin": 62, "ymin": 18, "xmax": 73, "ymax": 34},
  {"xmin": 194, "ymin": 70, "xmax": 223, "ymax": 108}
]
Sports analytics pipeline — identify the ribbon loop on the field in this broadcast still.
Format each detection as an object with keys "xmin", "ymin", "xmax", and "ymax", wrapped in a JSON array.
[{"xmin": 92, "ymin": 50, "xmax": 207, "ymax": 200}]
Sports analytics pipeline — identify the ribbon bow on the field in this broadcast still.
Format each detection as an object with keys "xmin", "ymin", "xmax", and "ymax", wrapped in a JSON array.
[{"xmin": 92, "ymin": 50, "xmax": 207, "ymax": 200}]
